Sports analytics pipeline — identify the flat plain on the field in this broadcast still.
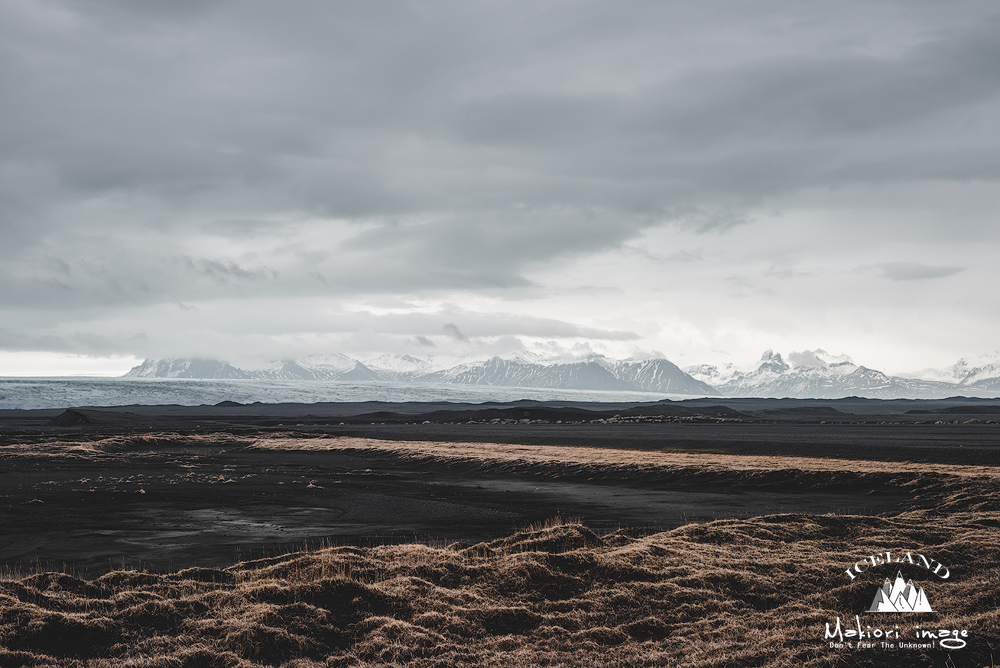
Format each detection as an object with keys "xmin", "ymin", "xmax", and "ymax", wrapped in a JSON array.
[{"xmin": 1, "ymin": 398, "xmax": 998, "ymax": 666}]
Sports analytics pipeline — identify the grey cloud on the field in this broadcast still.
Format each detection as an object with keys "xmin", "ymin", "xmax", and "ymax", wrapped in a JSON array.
[
  {"xmin": 338, "ymin": 208, "xmax": 640, "ymax": 289},
  {"xmin": 453, "ymin": 93, "xmax": 617, "ymax": 149},
  {"xmin": 647, "ymin": 43, "xmax": 999, "ymax": 150},
  {"xmin": 429, "ymin": 313, "xmax": 638, "ymax": 342},
  {"xmin": 203, "ymin": 220, "xmax": 289, "ymax": 238},
  {"xmin": 0, "ymin": 326, "xmax": 124, "ymax": 354},
  {"xmin": 677, "ymin": 210, "xmax": 753, "ymax": 234},
  {"xmin": 443, "ymin": 323, "xmax": 468, "ymax": 342},
  {"xmin": 664, "ymin": 249, "xmax": 703, "ymax": 262},
  {"xmin": 876, "ymin": 262, "xmax": 964, "ymax": 281},
  {"xmin": 764, "ymin": 263, "xmax": 810, "ymax": 279},
  {"xmin": 325, "ymin": 311, "xmax": 640, "ymax": 342},
  {"xmin": 48, "ymin": 258, "xmax": 72, "ymax": 274},
  {"xmin": 0, "ymin": 328, "xmax": 74, "ymax": 353},
  {"xmin": 788, "ymin": 350, "xmax": 828, "ymax": 368},
  {"xmin": 439, "ymin": 15, "xmax": 1000, "ymax": 209},
  {"xmin": 0, "ymin": 247, "xmax": 279, "ymax": 312},
  {"xmin": 0, "ymin": 302, "xmax": 640, "ymax": 359},
  {"xmin": 2, "ymin": 1, "xmax": 999, "ymax": 361},
  {"xmin": 5, "ymin": 2, "xmax": 998, "ymax": 240},
  {"xmin": 322, "ymin": 309, "xmax": 641, "ymax": 345},
  {"xmin": 177, "ymin": 257, "xmax": 277, "ymax": 284}
]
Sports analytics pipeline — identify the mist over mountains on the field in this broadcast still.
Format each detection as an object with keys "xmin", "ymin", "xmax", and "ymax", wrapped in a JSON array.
[{"xmin": 124, "ymin": 350, "xmax": 1000, "ymax": 399}]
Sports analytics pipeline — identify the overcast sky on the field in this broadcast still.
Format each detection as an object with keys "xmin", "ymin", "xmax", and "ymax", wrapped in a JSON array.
[{"xmin": 2, "ymin": 0, "xmax": 1000, "ymax": 375}]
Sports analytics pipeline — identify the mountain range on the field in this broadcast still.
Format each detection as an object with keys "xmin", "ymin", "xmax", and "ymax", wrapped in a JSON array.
[
  {"xmin": 122, "ymin": 350, "xmax": 1000, "ymax": 399},
  {"xmin": 123, "ymin": 354, "xmax": 716, "ymax": 395},
  {"xmin": 683, "ymin": 349, "xmax": 988, "ymax": 399}
]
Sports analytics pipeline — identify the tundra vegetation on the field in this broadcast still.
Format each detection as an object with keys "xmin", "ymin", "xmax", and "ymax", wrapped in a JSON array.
[{"xmin": 1, "ymin": 434, "xmax": 998, "ymax": 667}]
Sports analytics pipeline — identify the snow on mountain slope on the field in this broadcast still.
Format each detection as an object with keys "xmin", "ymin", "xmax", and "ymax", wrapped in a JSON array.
[
  {"xmin": 123, "ymin": 359, "xmax": 251, "ymax": 379},
  {"xmin": 123, "ymin": 348, "xmax": 999, "ymax": 398},
  {"xmin": 361, "ymin": 354, "xmax": 433, "ymax": 376},
  {"xmin": 253, "ymin": 358, "xmax": 383, "ymax": 381},
  {"xmin": 901, "ymin": 352, "xmax": 1000, "ymax": 388},
  {"xmin": 690, "ymin": 350, "xmax": 963, "ymax": 399},
  {"xmin": 609, "ymin": 358, "xmax": 718, "ymax": 394},
  {"xmin": 295, "ymin": 354, "xmax": 360, "ymax": 372},
  {"xmin": 956, "ymin": 352, "xmax": 1000, "ymax": 389},
  {"xmin": 421, "ymin": 355, "xmax": 717, "ymax": 394},
  {"xmin": 683, "ymin": 362, "xmax": 739, "ymax": 387},
  {"xmin": 426, "ymin": 357, "xmax": 637, "ymax": 391},
  {"xmin": 126, "ymin": 357, "xmax": 383, "ymax": 382}
]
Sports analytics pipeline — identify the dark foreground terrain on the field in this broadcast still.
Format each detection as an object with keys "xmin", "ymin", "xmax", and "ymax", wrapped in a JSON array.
[
  {"xmin": 1, "ymin": 397, "xmax": 999, "ymax": 666},
  {"xmin": 1, "ymin": 433, "xmax": 917, "ymax": 573}
]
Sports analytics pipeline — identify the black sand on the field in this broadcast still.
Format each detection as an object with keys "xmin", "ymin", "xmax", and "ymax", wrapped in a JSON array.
[
  {"xmin": 2, "ymin": 395, "xmax": 998, "ymax": 574},
  {"xmin": 1, "ymin": 398, "xmax": 999, "ymax": 667}
]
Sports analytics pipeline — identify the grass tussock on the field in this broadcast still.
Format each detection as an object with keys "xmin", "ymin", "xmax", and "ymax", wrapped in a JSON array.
[{"xmin": 1, "ymin": 513, "xmax": 999, "ymax": 667}]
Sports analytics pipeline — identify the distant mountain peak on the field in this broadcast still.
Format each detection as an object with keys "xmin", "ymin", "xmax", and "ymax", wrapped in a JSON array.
[
  {"xmin": 121, "ymin": 348, "xmax": 1000, "ymax": 399},
  {"xmin": 123, "ymin": 358, "xmax": 249, "ymax": 379},
  {"xmin": 753, "ymin": 350, "xmax": 790, "ymax": 375}
]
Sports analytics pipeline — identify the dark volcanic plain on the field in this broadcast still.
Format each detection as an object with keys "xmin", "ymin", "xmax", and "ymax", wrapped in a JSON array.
[{"xmin": 1, "ymin": 397, "xmax": 999, "ymax": 667}]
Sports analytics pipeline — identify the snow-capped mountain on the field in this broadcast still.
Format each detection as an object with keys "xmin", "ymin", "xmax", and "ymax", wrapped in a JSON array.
[
  {"xmin": 685, "ymin": 362, "xmax": 739, "ymax": 386},
  {"xmin": 685, "ymin": 350, "xmax": 964, "ymax": 399},
  {"xmin": 902, "ymin": 352, "xmax": 1000, "ymax": 390},
  {"xmin": 607, "ymin": 358, "xmax": 717, "ymax": 394},
  {"xmin": 123, "ymin": 358, "xmax": 251, "ymax": 379},
  {"xmin": 123, "ymin": 353, "xmax": 715, "ymax": 395},
  {"xmin": 360, "ymin": 354, "xmax": 434, "ymax": 378},
  {"xmin": 419, "ymin": 354, "xmax": 717, "ymax": 394},
  {"xmin": 953, "ymin": 353, "xmax": 1000, "ymax": 390},
  {"xmin": 426, "ymin": 357, "xmax": 637, "ymax": 391},
  {"xmin": 123, "ymin": 355, "xmax": 380, "ymax": 382},
  {"xmin": 122, "ymin": 348, "xmax": 1000, "ymax": 398},
  {"xmin": 250, "ymin": 357, "xmax": 381, "ymax": 381}
]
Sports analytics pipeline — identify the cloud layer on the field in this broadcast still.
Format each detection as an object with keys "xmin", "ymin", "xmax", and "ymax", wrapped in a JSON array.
[{"xmin": 2, "ymin": 1, "xmax": 1000, "ymax": 373}]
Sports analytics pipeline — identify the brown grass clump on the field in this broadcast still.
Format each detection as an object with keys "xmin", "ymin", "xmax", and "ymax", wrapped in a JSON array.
[
  {"xmin": 1, "ymin": 512, "xmax": 998, "ymax": 667},
  {"xmin": 244, "ymin": 435, "xmax": 1000, "ymax": 480},
  {"xmin": 3, "ymin": 434, "xmax": 999, "ymax": 666}
]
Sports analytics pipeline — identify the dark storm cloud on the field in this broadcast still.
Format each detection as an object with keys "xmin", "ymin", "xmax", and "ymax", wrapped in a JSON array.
[
  {"xmin": 637, "ymin": 32, "xmax": 1000, "ymax": 150},
  {"xmin": 6, "ymin": 2, "xmax": 999, "ymax": 236}
]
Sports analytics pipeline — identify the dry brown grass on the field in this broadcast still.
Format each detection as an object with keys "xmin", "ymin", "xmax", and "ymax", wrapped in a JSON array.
[
  {"xmin": 10, "ymin": 432, "xmax": 998, "ymax": 480},
  {"xmin": 2, "ymin": 434, "xmax": 999, "ymax": 667},
  {"xmin": 244, "ymin": 435, "xmax": 1000, "ymax": 482},
  {"xmin": 1, "ymin": 510, "xmax": 998, "ymax": 667}
]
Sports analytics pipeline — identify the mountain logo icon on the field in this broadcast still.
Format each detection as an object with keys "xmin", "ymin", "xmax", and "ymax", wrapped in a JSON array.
[{"xmin": 868, "ymin": 571, "xmax": 934, "ymax": 612}]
